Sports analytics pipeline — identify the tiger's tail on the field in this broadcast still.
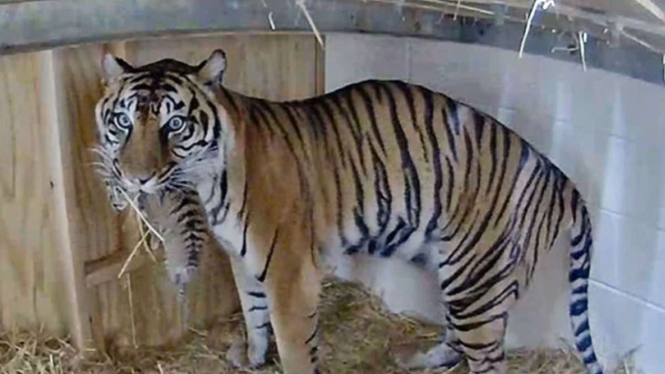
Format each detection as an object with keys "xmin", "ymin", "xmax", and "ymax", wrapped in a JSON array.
[{"xmin": 569, "ymin": 190, "xmax": 603, "ymax": 374}]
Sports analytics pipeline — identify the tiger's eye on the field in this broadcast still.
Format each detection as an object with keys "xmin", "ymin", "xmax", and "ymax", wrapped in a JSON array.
[
  {"xmin": 116, "ymin": 113, "xmax": 132, "ymax": 129},
  {"xmin": 167, "ymin": 116, "xmax": 188, "ymax": 133}
]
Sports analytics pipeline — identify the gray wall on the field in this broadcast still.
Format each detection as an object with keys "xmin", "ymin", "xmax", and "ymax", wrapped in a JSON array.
[{"xmin": 325, "ymin": 33, "xmax": 665, "ymax": 374}]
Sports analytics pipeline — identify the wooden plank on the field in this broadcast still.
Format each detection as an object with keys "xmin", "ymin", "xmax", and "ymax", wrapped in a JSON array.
[
  {"xmin": 84, "ymin": 247, "xmax": 150, "ymax": 288},
  {"xmin": 51, "ymin": 43, "xmax": 124, "ymax": 351},
  {"xmin": 315, "ymin": 36, "xmax": 326, "ymax": 96},
  {"xmin": 0, "ymin": 51, "xmax": 74, "ymax": 338},
  {"xmin": 52, "ymin": 44, "xmax": 123, "ymax": 264},
  {"xmin": 48, "ymin": 33, "xmax": 322, "ymax": 349},
  {"xmin": 0, "ymin": 33, "xmax": 321, "ymax": 349},
  {"xmin": 129, "ymin": 34, "xmax": 320, "ymax": 100},
  {"xmin": 42, "ymin": 49, "xmax": 95, "ymax": 350},
  {"xmin": 116, "ymin": 33, "xmax": 323, "ymax": 347},
  {"xmin": 82, "ymin": 33, "xmax": 322, "ymax": 348}
]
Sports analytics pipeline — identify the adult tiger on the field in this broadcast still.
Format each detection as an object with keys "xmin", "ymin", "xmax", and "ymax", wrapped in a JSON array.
[{"xmin": 94, "ymin": 49, "xmax": 603, "ymax": 374}]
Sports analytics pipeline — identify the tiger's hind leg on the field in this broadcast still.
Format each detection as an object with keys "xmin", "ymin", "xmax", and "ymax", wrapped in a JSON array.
[
  {"xmin": 226, "ymin": 257, "xmax": 271, "ymax": 369},
  {"xmin": 446, "ymin": 291, "xmax": 511, "ymax": 374},
  {"xmin": 396, "ymin": 319, "xmax": 462, "ymax": 370},
  {"xmin": 452, "ymin": 314, "xmax": 509, "ymax": 374},
  {"xmin": 436, "ymin": 235, "xmax": 516, "ymax": 373}
]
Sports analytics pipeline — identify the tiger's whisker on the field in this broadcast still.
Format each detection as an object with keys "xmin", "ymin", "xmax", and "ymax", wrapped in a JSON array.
[
  {"xmin": 90, "ymin": 162, "xmax": 110, "ymax": 169},
  {"xmin": 90, "ymin": 147, "xmax": 114, "ymax": 161}
]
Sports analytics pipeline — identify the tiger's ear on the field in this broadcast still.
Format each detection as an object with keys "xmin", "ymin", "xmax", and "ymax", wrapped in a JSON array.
[
  {"xmin": 101, "ymin": 53, "xmax": 133, "ymax": 82},
  {"xmin": 196, "ymin": 49, "xmax": 227, "ymax": 86}
]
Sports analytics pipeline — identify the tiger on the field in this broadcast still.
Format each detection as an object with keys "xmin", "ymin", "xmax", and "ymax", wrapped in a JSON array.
[
  {"xmin": 93, "ymin": 49, "xmax": 604, "ymax": 374},
  {"xmin": 140, "ymin": 188, "xmax": 214, "ymax": 299},
  {"xmin": 96, "ymin": 149, "xmax": 212, "ymax": 299}
]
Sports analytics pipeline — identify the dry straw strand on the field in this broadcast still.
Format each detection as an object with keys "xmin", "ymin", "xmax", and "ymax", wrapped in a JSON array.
[
  {"xmin": 578, "ymin": 31, "xmax": 587, "ymax": 71},
  {"xmin": 126, "ymin": 274, "xmax": 138, "ymax": 349},
  {"xmin": 137, "ymin": 215, "xmax": 158, "ymax": 263},
  {"xmin": 117, "ymin": 187, "xmax": 165, "ymax": 242},
  {"xmin": 296, "ymin": 0, "xmax": 325, "ymax": 49},
  {"xmin": 519, "ymin": 0, "xmax": 556, "ymax": 58},
  {"xmin": 117, "ymin": 230, "xmax": 149, "ymax": 279},
  {"xmin": 453, "ymin": 0, "xmax": 461, "ymax": 20}
]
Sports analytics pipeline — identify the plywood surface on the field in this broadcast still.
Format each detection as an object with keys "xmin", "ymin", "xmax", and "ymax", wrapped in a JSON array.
[
  {"xmin": 46, "ymin": 34, "xmax": 321, "ymax": 348},
  {"xmin": 0, "ymin": 52, "xmax": 70, "ymax": 335},
  {"xmin": 0, "ymin": 33, "xmax": 322, "ymax": 348},
  {"xmin": 50, "ymin": 43, "xmax": 232, "ymax": 348},
  {"xmin": 129, "ymin": 34, "xmax": 322, "ymax": 100}
]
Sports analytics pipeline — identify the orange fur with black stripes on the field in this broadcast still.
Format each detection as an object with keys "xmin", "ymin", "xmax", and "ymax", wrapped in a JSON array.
[
  {"xmin": 94, "ymin": 50, "xmax": 603, "ymax": 374},
  {"xmin": 139, "ymin": 188, "xmax": 215, "ymax": 299}
]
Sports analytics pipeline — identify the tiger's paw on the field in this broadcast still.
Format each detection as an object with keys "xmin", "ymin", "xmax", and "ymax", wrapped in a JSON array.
[
  {"xmin": 394, "ymin": 342, "xmax": 461, "ymax": 370},
  {"xmin": 226, "ymin": 339, "xmax": 267, "ymax": 369}
]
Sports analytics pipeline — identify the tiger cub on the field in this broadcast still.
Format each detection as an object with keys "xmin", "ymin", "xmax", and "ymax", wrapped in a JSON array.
[
  {"xmin": 94, "ymin": 50, "xmax": 603, "ymax": 374},
  {"xmin": 139, "ymin": 188, "xmax": 212, "ymax": 299}
]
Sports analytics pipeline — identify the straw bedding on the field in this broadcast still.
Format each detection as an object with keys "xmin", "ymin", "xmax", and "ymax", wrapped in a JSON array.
[{"xmin": 0, "ymin": 280, "xmax": 635, "ymax": 374}]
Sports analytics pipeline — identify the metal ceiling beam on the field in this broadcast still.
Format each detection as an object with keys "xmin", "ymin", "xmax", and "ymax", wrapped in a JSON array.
[{"xmin": 0, "ymin": 0, "xmax": 663, "ymax": 85}]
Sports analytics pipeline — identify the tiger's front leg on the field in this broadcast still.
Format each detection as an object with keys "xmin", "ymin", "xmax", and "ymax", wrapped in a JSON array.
[
  {"xmin": 264, "ymin": 237, "xmax": 322, "ymax": 374},
  {"xmin": 226, "ymin": 257, "xmax": 271, "ymax": 368}
]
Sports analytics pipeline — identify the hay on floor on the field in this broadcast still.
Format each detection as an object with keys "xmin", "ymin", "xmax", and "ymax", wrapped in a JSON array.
[{"xmin": 0, "ymin": 281, "xmax": 636, "ymax": 374}]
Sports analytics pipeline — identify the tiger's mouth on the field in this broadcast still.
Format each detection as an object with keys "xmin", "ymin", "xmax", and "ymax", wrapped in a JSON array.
[
  {"xmin": 102, "ymin": 162, "xmax": 205, "ymax": 213},
  {"xmin": 95, "ymin": 158, "xmax": 172, "ymax": 213},
  {"xmin": 93, "ymin": 142, "xmax": 218, "ymax": 212}
]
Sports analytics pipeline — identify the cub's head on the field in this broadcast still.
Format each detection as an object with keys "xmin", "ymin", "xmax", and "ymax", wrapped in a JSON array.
[{"xmin": 94, "ymin": 50, "xmax": 227, "ymax": 211}]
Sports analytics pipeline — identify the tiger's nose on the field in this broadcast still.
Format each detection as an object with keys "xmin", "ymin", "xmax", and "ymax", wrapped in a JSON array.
[
  {"xmin": 135, "ymin": 172, "xmax": 156, "ymax": 185},
  {"xmin": 136, "ymin": 173, "xmax": 158, "ymax": 193}
]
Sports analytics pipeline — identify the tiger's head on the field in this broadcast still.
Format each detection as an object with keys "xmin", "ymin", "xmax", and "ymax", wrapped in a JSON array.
[{"xmin": 94, "ymin": 50, "xmax": 227, "ymax": 211}]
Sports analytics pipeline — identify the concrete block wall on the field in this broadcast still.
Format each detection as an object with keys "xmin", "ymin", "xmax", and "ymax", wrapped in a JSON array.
[{"xmin": 325, "ymin": 33, "xmax": 665, "ymax": 373}]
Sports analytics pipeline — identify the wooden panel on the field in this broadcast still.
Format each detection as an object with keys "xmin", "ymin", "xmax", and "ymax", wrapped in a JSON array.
[
  {"xmin": 315, "ymin": 36, "xmax": 327, "ymax": 95},
  {"xmin": 49, "ymin": 43, "xmax": 235, "ymax": 349},
  {"xmin": 0, "ymin": 33, "xmax": 322, "ymax": 349},
  {"xmin": 0, "ymin": 52, "xmax": 70, "ymax": 336},
  {"xmin": 50, "ymin": 44, "xmax": 122, "ymax": 350},
  {"xmin": 46, "ymin": 34, "xmax": 322, "ymax": 348},
  {"xmin": 129, "ymin": 34, "xmax": 320, "ymax": 100}
]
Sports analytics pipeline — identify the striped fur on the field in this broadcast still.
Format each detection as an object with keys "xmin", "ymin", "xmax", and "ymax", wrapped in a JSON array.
[
  {"xmin": 94, "ymin": 50, "xmax": 603, "ymax": 374},
  {"xmin": 140, "ymin": 188, "xmax": 214, "ymax": 299}
]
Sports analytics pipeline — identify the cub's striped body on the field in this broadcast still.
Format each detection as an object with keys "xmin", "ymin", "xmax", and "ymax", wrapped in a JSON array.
[
  {"xmin": 140, "ymin": 188, "xmax": 214, "ymax": 299},
  {"xmin": 94, "ymin": 50, "xmax": 603, "ymax": 374}
]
